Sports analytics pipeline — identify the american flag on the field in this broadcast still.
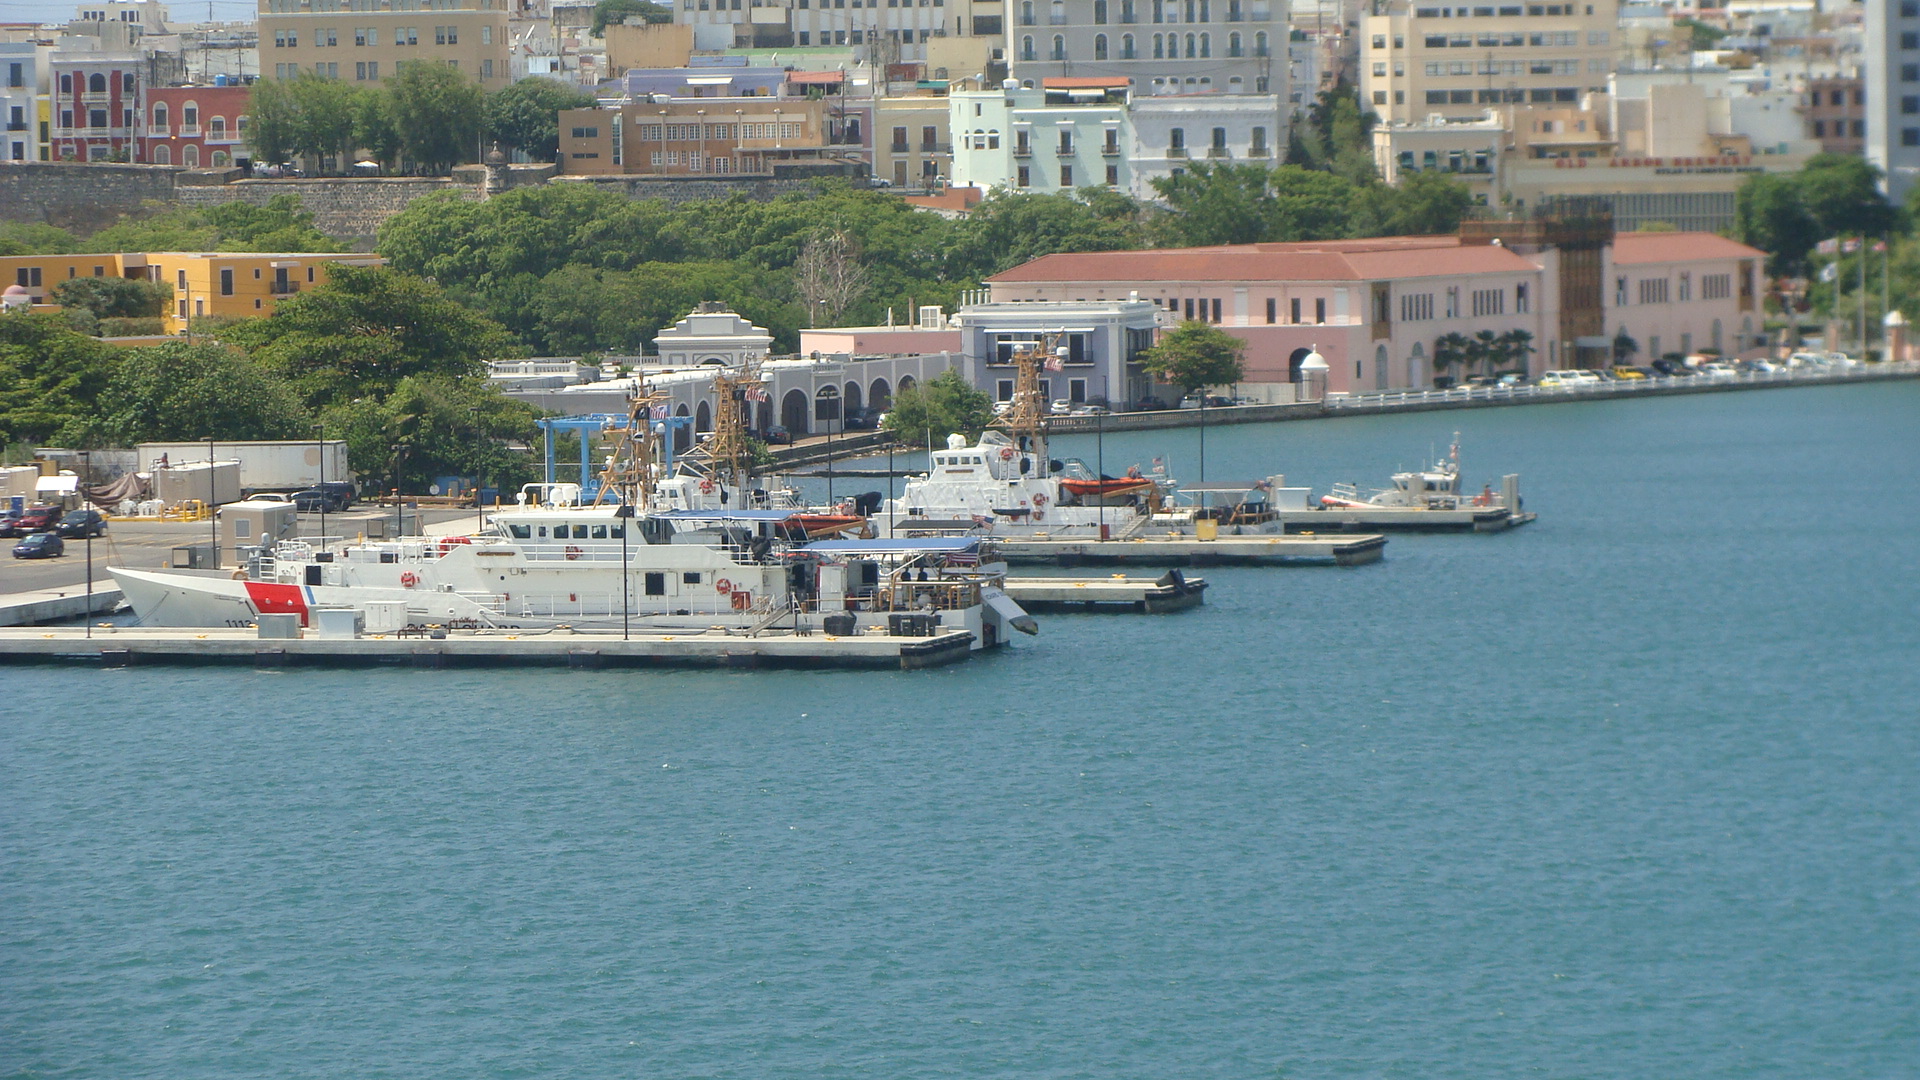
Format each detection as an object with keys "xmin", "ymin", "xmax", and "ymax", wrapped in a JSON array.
[
  {"xmin": 649, "ymin": 404, "xmax": 670, "ymax": 420},
  {"xmin": 1043, "ymin": 354, "xmax": 1064, "ymax": 372},
  {"xmin": 745, "ymin": 386, "xmax": 769, "ymax": 402}
]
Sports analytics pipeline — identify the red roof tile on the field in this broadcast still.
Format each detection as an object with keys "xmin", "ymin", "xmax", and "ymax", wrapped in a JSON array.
[
  {"xmin": 1611, "ymin": 232, "xmax": 1764, "ymax": 264},
  {"xmin": 986, "ymin": 237, "xmax": 1537, "ymax": 284}
]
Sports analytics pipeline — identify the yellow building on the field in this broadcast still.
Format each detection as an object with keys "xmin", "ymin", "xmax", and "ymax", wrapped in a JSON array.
[
  {"xmin": 557, "ymin": 98, "xmax": 837, "ymax": 177},
  {"xmin": 257, "ymin": 0, "xmax": 510, "ymax": 91},
  {"xmin": 0, "ymin": 250, "xmax": 385, "ymax": 334},
  {"xmin": 1362, "ymin": 0, "xmax": 1619, "ymax": 125}
]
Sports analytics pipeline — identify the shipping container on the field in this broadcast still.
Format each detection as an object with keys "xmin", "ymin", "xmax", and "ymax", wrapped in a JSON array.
[{"xmin": 137, "ymin": 441, "xmax": 352, "ymax": 494}]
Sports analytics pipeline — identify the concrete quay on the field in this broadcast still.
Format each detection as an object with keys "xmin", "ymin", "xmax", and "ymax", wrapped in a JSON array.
[
  {"xmin": 998, "ymin": 533, "xmax": 1385, "ymax": 567},
  {"xmin": 0, "ymin": 625, "xmax": 978, "ymax": 671},
  {"xmin": 0, "ymin": 587, "xmax": 124, "ymax": 627},
  {"xmin": 1004, "ymin": 572, "xmax": 1207, "ymax": 613}
]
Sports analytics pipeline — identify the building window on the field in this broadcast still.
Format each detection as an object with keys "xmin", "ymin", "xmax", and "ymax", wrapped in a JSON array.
[
  {"xmin": 1470, "ymin": 288, "xmax": 1504, "ymax": 316},
  {"xmin": 1105, "ymin": 163, "xmax": 1118, "ymax": 185},
  {"xmin": 1515, "ymin": 282, "xmax": 1528, "ymax": 313},
  {"xmin": 220, "ymin": 268, "xmax": 233, "ymax": 296},
  {"xmin": 1059, "ymin": 164, "xmax": 1073, "ymax": 186},
  {"xmin": 1677, "ymin": 272, "xmax": 1691, "ymax": 302},
  {"xmin": 1290, "ymin": 297, "xmax": 1301, "ymax": 323},
  {"xmin": 1702, "ymin": 273, "xmax": 1731, "ymax": 300},
  {"xmin": 1094, "ymin": 33, "xmax": 1109, "ymax": 58},
  {"xmin": 1615, "ymin": 276, "xmax": 1629, "ymax": 305},
  {"xmin": 1016, "ymin": 165, "xmax": 1030, "ymax": 187},
  {"xmin": 1314, "ymin": 298, "xmax": 1326, "ymax": 323}
]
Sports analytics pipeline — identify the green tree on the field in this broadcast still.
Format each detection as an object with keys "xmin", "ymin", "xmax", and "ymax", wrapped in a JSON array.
[
  {"xmin": 0, "ymin": 222, "xmax": 80, "ymax": 256},
  {"xmin": 881, "ymin": 368, "xmax": 994, "ymax": 448},
  {"xmin": 1354, "ymin": 170, "xmax": 1475, "ymax": 236},
  {"xmin": 483, "ymin": 77, "xmax": 596, "ymax": 162},
  {"xmin": 246, "ymin": 74, "xmax": 300, "ymax": 165},
  {"xmin": 353, "ymin": 86, "xmax": 403, "ymax": 170},
  {"xmin": 96, "ymin": 341, "xmax": 311, "ymax": 442},
  {"xmin": 51, "ymin": 276, "xmax": 172, "ymax": 319},
  {"xmin": 1495, "ymin": 329, "xmax": 1535, "ymax": 374},
  {"xmin": 84, "ymin": 193, "xmax": 336, "ymax": 254},
  {"xmin": 222, "ymin": 265, "xmax": 519, "ymax": 406},
  {"xmin": 0, "ymin": 313, "xmax": 122, "ymax": 445},
  {"xmin": 289, "ymin": 72, "xmax": 360, "ymax": 168},
  {"xmin": 1149, "ymin": 162, "xmax": 1281, "ymax": 247},
  {"xmin": 1612, "ymin": 329, "xmax": 1639, "ymax": 362},
  {"xmin": 320, "ymin": 373, "xmax": 541, "ymax": 492},
  {"xmin": 1796, "ymin": 153, "xmax": 1901, "ymax": 239},
  {"xmin": 387, "ymin": 60, "xmax": 486, "ymax": 174},
  {"xmin": 1267, "ymin": 165, "xmax": 1358, "ymax": 241},
  {"xmin": 1733, "ymin": 172, "xmax": 1822, "ymax": 277},
  {"xmin": 1141, "ymin": 320, "xmax": 1246, "ymax": 392},
  {"xmin": 1432, "ymin": 331, "xmax": 1473, "ymax": 378},
  {"xmin": 590, "ymin": 0, "xmax": 671, "ymax": 35}
]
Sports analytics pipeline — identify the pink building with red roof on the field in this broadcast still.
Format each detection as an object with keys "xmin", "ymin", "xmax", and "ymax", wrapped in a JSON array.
[{"xmin": 983, "ymin": 230, "xmax": 1764, "ymax": 397}]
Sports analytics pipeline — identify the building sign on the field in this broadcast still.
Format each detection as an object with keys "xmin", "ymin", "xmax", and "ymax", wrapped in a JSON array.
[{"xmin": 1552, "ymin": 155, "xmax": 1761, "ymax": 173}]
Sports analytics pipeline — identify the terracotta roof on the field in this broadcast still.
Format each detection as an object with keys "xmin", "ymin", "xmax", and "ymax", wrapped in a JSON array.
[
  {"xmin": 903, "ymin": 187, "xmax": 986, "ymax": 213},
  {"xmin": 786, "ymin": 70, "xmax": 846, "ymax": 85},
  {"xmin": 1611, "ymin": 232, "xmax": 1764, "ymax": 264},
  {"xmin": 1043, "ymin": 77, "xmax": 1132, "ymax": 89},
  {"xmin": 986, "ymin": 237, "xmax": 1538, "ymax": 285}
]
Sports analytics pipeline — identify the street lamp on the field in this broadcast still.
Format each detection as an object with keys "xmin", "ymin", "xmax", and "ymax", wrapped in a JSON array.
[
  {"xmin": 390, "ymin": 443, "xmax": 406, "ymax": 538},
  {"xmin": 314, "ymin": 421, "xmax": 326, "ymax": 548},
  {"xmin": 82, "ymin": 449, "xmax": 92, "ymax": 638}
]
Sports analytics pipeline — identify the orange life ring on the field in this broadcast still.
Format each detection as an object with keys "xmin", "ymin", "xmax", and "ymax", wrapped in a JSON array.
[
  {"xmin": 699, "ymin": 478, "xmax": 715, "ymax": 493},
  {"xmin": 399, "ymin": 571, "xmax": 419, "ymax": 588},
  {"xmin": 437, "ymin": 535, "xmax": 472, "ymax": 556},
  {"xmin": 564, "ymin": 545, "xmax": 583, "ymax": 561},
  {"xmin": 1032, "ymin": 492, "xmax": 1049, "ymax": 507},
  {"xmin": 1033, "ymin": 509, "xmax": 1045, "ymax": 522},
  {"xmin": 1000, "ymin": 447, "xmax": 1016, "ymax": 460},
  {"xmin": 715, "ymin": 577, "xmax": 733, "ymax": 594}
]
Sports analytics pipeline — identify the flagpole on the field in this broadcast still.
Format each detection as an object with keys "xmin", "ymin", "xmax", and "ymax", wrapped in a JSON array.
[{"xmin": 1859, "ymin": 235, "xmax": 1868, "ymax": 355}]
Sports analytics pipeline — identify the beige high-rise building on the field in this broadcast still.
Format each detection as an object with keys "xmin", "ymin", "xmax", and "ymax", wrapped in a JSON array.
[
  {"xmin": 257, "ymin": 0, "xmax": 510, "ymax": 90},
  {"xmin": 1361, "ymin": 0, "xmax": 1617, "ymax": 125}
]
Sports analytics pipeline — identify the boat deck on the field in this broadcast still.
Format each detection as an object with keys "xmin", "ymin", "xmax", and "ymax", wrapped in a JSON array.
[
  {"xmin": 1003, "ymin": 572, "xmax": 1207, "ymax": 613},
  {"xmin": 0, "ymin": 625, "xmax": 978, "ymax": 671},
  {"xmin": 1275, "ymin": 507, "xmax": 1535, "ymax": 532}
]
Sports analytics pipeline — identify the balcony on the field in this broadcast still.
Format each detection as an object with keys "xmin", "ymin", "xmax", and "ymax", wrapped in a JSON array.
[
  {"xmin": 270, "ymin": 280, "xmax": 300, "ymax": 296},
  {"xmin": 5, "ymin": 122, "xmax": 26, "ymax": 132},
  {"xmin": 1013, "ymin": 144, "xmax": 1032, "ymax": 157},
  {"xmin": 178, "ymin": 125, "xmax": 199, "ymax": 137},
  {"xmin": 1049, "ymin": 13, "xmax": 1069, "ymax": 23},
  {"xmin": 1206, "ymin": 147, "xmax": 1229, "ymax": 158},
  {"xmin": 1167, "ymin": 147, "xmax": 1187, "ymax": 158},
  {"xmin": 890, "ymin": 142, "xmax": 910, "ymax": 153},
  {"xmin": 1246, "ymin": 145, "xmax": 1271, "ymax": 157},
  {"xmin": 1101, "ymin": 143, "xmax": 1122, "ymax": 156},
  {"xmin": 921, "ymin": 142, "xmax": 951, "ymax": 154}
]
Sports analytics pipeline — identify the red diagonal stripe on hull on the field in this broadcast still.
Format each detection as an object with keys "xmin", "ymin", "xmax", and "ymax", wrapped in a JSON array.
[{"xmin": 244, "ymin": 581, "xmax": 310, "ymax": 626}]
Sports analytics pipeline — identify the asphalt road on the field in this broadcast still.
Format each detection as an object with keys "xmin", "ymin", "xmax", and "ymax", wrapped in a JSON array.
[{"xmin": 0, "ymin": 509, "xmax": 477, "ymax": 597}]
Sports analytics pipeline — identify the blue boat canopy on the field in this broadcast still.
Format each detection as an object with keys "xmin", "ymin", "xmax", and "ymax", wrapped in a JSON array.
[{"xmin": 803, "ymin": 537, "xmax": 982, "ymax": 554}]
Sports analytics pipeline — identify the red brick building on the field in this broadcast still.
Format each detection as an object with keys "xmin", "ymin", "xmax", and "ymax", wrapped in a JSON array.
[
  {"xmin": 141, "ymin": 84, "xmax": 250, "ymax": 168},
  {"xmin": 50, "ymin": 53, "xmax": 142, "ymax": 162},
  {"xmin": 1801, "ymin": 76, "xmax": 1864, "ymax": 156}
]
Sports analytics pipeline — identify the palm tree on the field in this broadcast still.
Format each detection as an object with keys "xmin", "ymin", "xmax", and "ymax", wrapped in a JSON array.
[
  {"xmin": 1496, "ymin": 329, "xmax": 1535, "ymax": 374},
  {"xmin": 1432, "ymin": 332, "xmax": 1473, "ymax": 382},
  {"xmin": 1471, "ymin": 329, "xmax": 1502, "ymax": 375},
  {"xmin": 1613, "ymin": 329, "xmax": 1639, "ymax": 364}
]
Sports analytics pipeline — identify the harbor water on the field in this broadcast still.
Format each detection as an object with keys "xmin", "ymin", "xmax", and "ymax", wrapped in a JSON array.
[{"xmin": 4, "ymin": 381, "xmax": 1916, "ymax": 1078}]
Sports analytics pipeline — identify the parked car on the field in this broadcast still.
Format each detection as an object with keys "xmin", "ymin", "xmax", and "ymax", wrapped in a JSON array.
[
  {"xmin": 1178, "ymin": 394, "xmax": 1233, "ymax": 408},
  {"xmin": 1049, "ymin": 400, "xmax": 1076, "ymax": 415},
  {"xmin": 1738, "ymin": 358, "xmax": 1778, "ymax": 374},
  {"xmin": 1068, "ymin": 404, "xmax": 1110, "ymax": 416},
  {"xmin": 1825, "ymin": 351, "xmax": 1863, "ymax": 368},
  {"xmin": 291, "ymin": 487, "xmax": 349, "ymax": 512},
  {"xmin": 11, "ymin": 531, "xmax": 64, "ymax": 559},
  {"xmin": 1535, "ymin": 372, "xmax": 1570, "ymax": 388},
  {"xmin": 1133, "ymin": 397, "xmax": 1171, "ymax": 411},
  {"xmin": 1698, "ymin": 362, "xmax": 1739, "ymax": 379},
  {"xmin": 0, "ymin": 509, "xmax": 19, "ymax": 537},
  {"xmin": 1463, "ymin": 374, "xmax": 1500, "ymax": 388},
  {"xmin": 1497, "ymin": 373, "xmax": 1529, "ymax": 387},
  {"xmin": 1431, "ymin": 375, "xmax": 1457, "ymax": 389},
  {"xmin": 9, "ymin": 505, "xmax": 63, "ymax": 536},
  {"xmin": 1610, "ymin": 367, "xmax": 1648, "ymax": 380},
  {"xmin": 55, "ymin": 509, "xmax": 108, "ymax": 539},
  {"xmin": 763, "ymin": 424, "xmax": 792, "ymax": 445}
]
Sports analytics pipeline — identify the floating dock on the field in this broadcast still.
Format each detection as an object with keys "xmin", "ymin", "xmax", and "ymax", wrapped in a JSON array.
[
  {"xmin": 1003, "ymin": 571, "xmax": 1207, "ymax": 613},
  {"xmin": 0, "ymin": 624, "xmax": 977, "ymax": 671},
  {"xmin": 996, "ymin": 532, "xmax": 1386, "ymax": 567}
]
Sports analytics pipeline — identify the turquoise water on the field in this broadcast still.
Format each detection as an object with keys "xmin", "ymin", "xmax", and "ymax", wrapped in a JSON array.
[{"xmin": 4, "ymin": 383, "xmax": 1917, "ymax": 1079}]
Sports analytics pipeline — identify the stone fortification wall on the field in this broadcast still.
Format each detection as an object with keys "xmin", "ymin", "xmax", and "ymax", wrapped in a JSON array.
[
  {"xmin": 173, "ymin": 177, "xmax": 475, "ymax": 249},
  {"xmin": 2, "ymin": 160, "xmax": 816, "ymax": 247},
  {"xmin": 0, "ymin": 163, "xmax": 181, "ymax": 233}
]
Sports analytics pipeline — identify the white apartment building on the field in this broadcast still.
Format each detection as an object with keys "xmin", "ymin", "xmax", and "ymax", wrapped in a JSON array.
[
  {"xmin": 1129, "ymin": 93, "xmax": 1281, "ymax": 190},
  {"xmin": 1361, "ymin": 0, "xmax": 1619, "ymax": 125},
  {"xmin": 1007, "ymin": 0, "xmax": 1289, "ymax": 102},
  {"xmin": 670, "ymin": 0, "xmax": 971, "ymax": 56},
  {"xmin": 949, "ymin": 79, "xmax": 1130, "ymax": 192},
  {"xmin": 0, "ymin": 43, "xmax": 40, "ymax": 163},
  {"xmin": 1866, "ymin": 0, "xmax": 1920, "ymax": 204}
]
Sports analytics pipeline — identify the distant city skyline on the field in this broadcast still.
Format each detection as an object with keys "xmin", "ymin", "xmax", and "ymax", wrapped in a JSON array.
[{"xmin": 3, "ymin": 0, "xmax": 260, "ymax": 25}]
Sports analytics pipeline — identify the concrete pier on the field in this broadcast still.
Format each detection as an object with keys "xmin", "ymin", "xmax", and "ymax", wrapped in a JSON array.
[
  {"xmin": 997, "ymin": 533, "xmax": 1386, "ymax": 567},
  {"xmin": 0, "ymin": 588, "xmax": 124, "ymax": 627},
  {"xmin": 1004, "ymin": 571, "xmax": 1207, "ymax": 613},
  {"xmin": 0, "ymin": 625, "xmax": 978, "ymax": 671}
]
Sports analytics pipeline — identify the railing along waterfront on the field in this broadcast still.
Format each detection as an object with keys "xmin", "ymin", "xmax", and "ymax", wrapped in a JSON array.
[{"xmin": 1323, "ymin": 361, "xmax": 1920, "ymax": 411}]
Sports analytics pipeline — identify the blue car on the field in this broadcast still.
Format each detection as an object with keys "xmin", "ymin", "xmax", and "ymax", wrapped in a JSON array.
[{"xmin": 11, "ymin": 531, "xmax": 64, "ymax": 559}]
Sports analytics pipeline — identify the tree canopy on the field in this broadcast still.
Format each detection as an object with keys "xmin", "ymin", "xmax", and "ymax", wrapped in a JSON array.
[
  {"xmin": 881, "ymin": 369, "xmax": 995, "ymax": 448},
  {"xmin": 1150, "ymin": 163, "xmax": 1472, "ymax": 247},
  {"xmin": 590, "ymin": 0, "xmax": 672, "ymax": 34},
  {"xmin": 1141, "ymin": 321, "xmax": 1246, "ymax": 392},
  {"xmin": 1735, "ymin": 155, "xmax": 1900, "ymax": 277},
  {"xmin": 483, "ymin": 77, "xmax": 596, "ymax": 162}
]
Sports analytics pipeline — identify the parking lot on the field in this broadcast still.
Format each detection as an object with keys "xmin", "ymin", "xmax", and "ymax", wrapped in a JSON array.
[{"xmin": 0, "ymin": 508, "xmax": 476, "ymax": 597}]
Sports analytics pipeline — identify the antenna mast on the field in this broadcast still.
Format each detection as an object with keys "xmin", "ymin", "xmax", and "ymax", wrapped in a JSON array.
[
  {"xmin": 991, "ymin": 334, "xmax": 1059, "ymax": 467},
  {"xmin": 685, "ymin": 351, "xmax": 764, "ymax": 488},
  {"xmin": 592, "ymin": 375, "xmax": 667, "ymax": 507}
]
